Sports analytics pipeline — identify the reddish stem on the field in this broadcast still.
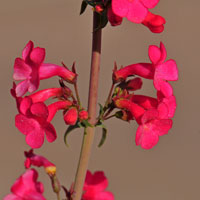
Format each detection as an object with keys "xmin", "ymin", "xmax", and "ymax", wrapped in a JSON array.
[{"xmin": 72, "ymin": 12, "xmax": 102, "ymax": 200}]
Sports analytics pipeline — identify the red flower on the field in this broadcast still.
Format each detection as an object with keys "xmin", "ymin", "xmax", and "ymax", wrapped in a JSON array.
[
  {"xmin": 112, "ymin": 0, "xmax": 160, "ymax": 23},
  {"xmin": 13, "ymin": 41, "xmax": 76, "ymax": 97},
  {"xmin": 135, "ymin": 105, "xmax": 172, "ymax": 149},
  {"xmin": 12, "ymin": 86, "xmax": 72, "ymax": 148},
  {"xmin": 113, "ymin": 42, "xmax": 178, "ymax": 97},
  {"xmin": 142, "ymin": 11, "xmax": 166, "ymax": 33},
  {"xmin": 3, "ymin": 169, "xmax": 45, "ymax": 200},
  {"xmin": 114, "ymin": 97, "xmax": 173, "ymax": 149},
  {"xmin": 107, "ymin": 5, "xmax": 123, "ymax": 26},
  {"xmin": 82, "ymin": 171, "xmax": 114, "ymax": 200},
  {"xmin": 24, "ymin": 149, "xmax": 56, "ymax": 176}
]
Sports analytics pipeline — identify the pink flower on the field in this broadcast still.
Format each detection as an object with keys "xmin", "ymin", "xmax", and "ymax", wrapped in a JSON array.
[
  {"xmin": 3, "ymin": 169, "xmax": 45, "ymax": 200},
  {"xmin": 114, "ymin": 98, "xmax": 173, "ymax": 149},
  {"xmin": 112, "ymin": 0, "xmax": 160, "ymax": 23},
  {"xmin": 24, "ymin": 149, "xmax": 56, "ymax": 176},
  {"xmin": 113, "ymin": 42, "xmax": 178, "ymax": 97},
  {"xmin": 12, "ymin": 86, "xmax": 72, "ymax": 148},
  {"xmin": 13, "ymin": 41, "xmax": 76, "ymax": 97},
  {"xmin": 135, "ymin": 104, "xmax": 172, "ymax": 149},
  {"xmin": 113, "ymin": 63, "xmax": 154, "ymax": 83},
  {"xmin": 63, "ymin": 107, "xmax": 78, "ymax": 125},
  {"xmin": 157, "ymin": 91, "xmax": 177, "ymax": 118},
  {"xmin": 82, "ymin": 170, "xmax": 114, "ymax": 200},
  {"xmin": 149, "ymin": 42, "xmax": 178, "ymax": 97},
  {"xmin": 107, "ymin": 5, "xmax": 123, "ymax": 26},
  {"xmin": 142, "ymin": 11, "xmax": 166, "ymax": 33}
]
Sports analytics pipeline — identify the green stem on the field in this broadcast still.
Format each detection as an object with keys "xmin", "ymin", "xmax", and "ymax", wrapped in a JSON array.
[{"xmin": 72, "ymin": 12, "xmax": 102, "ymax": 200}]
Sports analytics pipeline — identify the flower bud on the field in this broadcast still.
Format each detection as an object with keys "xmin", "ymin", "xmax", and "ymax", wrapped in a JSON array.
[
  {"xmin": 64, "ymin": 107, "xmax": 78, "ymax": 125},
  {"xmin": 79, "ymin": 110, "xmax": 89, "ymax": 121}
]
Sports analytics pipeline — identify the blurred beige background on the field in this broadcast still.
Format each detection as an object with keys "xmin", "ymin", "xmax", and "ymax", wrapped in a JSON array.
[{"xmin": 1, "ymin": 0, "xmax": 199, "ymax": 199}]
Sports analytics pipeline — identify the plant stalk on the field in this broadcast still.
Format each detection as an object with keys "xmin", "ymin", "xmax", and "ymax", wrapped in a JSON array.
[{"xmin": 72, "ymin": 12, "xmax": 102, "ymax": 200}]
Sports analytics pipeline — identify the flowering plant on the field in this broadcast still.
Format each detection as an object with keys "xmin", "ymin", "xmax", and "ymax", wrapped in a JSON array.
[{"xmin": 5, "ymin": 0, "xmax": 178, "ymax": 199}]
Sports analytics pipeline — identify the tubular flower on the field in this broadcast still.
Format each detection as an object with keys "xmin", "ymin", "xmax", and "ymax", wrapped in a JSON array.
[
  {"xmin": 142, "ymin": 11, "xmax": 166, "ymax": 33},
  {"xmin": 3, "ymin": 169, "xmax": 45, "ymax": 200},
  {"xmin": 112, "ymin": 0, "xmax": 160, "ymax": 23},
  {"xmin": 24, "ymin": 149, "xmax": 56, "ymax": 176},
  {"xmin": 113, "ymin": 42, "xmax": 178, "ymax": 97},
  {"xmin": 13, "ymin": 41, "xmax": 76, "ymax": 97},
  {"xmin": 12, "ymin": 85, "xmax": 72, "ymax": 148},
  {"xmin": 82, "ymin": 170, "xmax": 114, "ymax": 200},
  {"xmin": 114, "ymin": 97, "xmax": 174, "ymax": 149}
]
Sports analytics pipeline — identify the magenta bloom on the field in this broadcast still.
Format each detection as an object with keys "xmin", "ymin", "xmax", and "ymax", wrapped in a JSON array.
[
  {"xmin": 107, "ymin": 5, "xmax": 123, "ymax": 26},
  {"xmin": 82, "ymin": 171, "xmax": 114, "ymax": 200},
  {"xmin": 114, "ymin": 98, "xmax": 173, "ymax": 149},
  {"xmin": 149, "ymin": 42, "xmax": 178, "ymax": 97},
  {"xmin": 13, "ymin": 41, "xmax": 76, "ymax": 97},
  {"xmin": 112, "ymin": 0, "xmax": 160, "ymax": 23},
  {"xmin": 13, "ymin": 41, "xmax": 45, "ymax": 97},
  {"xmin": 11, "ymin": 84, "xmax": 72, "ymax": 148},
  {"xmin": 113, "ymin": 42, "xmax": 178, "ymax": 97},
  {"xmin": 135, "ymin": 105, "xmax": 173, "ymax": 149},
  {"xmin": 24, "ymin": 149, "xmax": 56, "ymax": 176},
  {"xmin": 3, "ymin": 169, "xmax": 45, "ymax": 200},
  {"xmin": 142, "ymin": 11, "xmax": 166, "ymax": 33}
]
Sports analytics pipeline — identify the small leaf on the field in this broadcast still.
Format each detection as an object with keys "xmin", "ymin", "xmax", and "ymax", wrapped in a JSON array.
[
  {"xmin": 98, "ymin": 124, "xmax": 107, "ymax": 147},
  {"xmin": 80, "ymin": 1, "xmax": 88, "ymax": 15},
  {"xmin": 98, "ymin": 103, "xmax": 104, "ymax": 116},
  {"xmin": 64, "ymin": 123, "xmax": 81, "ymax": 147}
]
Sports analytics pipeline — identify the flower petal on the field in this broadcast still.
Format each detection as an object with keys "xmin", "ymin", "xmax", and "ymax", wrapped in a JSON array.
[
  {"xmin": 19, "ymin": 97, "xmax": 32, "ymax": 115},
  {"xmin": 15, "ymin": 80, "xmax": 29, "ymax": 97},
  {"xmin": 13, "ymin": 58, "xmax": 32, "ymax": 80},
  {"xmin": 15, "ymin": 114, "xmax": 37, "ymax": 135},
  {"xmin": 148, "ymin": 45, "xmax": 161, "ymax": 64},
  {"xmin": 3, "ymin": 194, "xmax": 21, "ymax": 200},
  {"xmin": 140, "ymin": 0, "xmax": 159, "ymax": 9},
  {"xmin": 44, "ymin": 123, "xmax": 57, "ymax": 143},
  {"xmin": 22, "ymin": 41, "xmax": 33, "ymax": 61},
  {"xmin": 126, "ymin": 0, "xmax": 148, "ymax": 23},
  {"xmin": 112, "ymin": 0, "xmax": 129, "ymax": 18},
  {"xmin": 135, "ymin": 124, "xmax": 159, "ymax": 149},
  {"xmin": 155, "ymin": 60, "xmax": 178, "ymax": 81},
  {"xmin": 30, "ymin": 47, "xmax": 45, "ymax": 65},
  {"xmin": 25, "ymin": 127, "xmax": 44, "ymax": 149},
  {"xmin": 30, "ymin": 102, "xmax": 48, "ymax": 121},
  {"xmin": 152, "ymin": 119, "xmax": 173, "ymax": 136}
]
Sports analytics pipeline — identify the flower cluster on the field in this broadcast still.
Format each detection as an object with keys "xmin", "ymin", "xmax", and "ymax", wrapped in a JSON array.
[
  {"xmin": 12, "ymin": 41, "xmax": 89, "ymax": 149},
  {"xmin": 111, "ymin": 42, "xmax": 178, "ymax": 149}
]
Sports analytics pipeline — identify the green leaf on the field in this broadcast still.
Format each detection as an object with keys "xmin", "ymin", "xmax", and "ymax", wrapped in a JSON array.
[
  {"xmin": 98, "ymin": 124, "xmax": 107, "ymax": 147},
  {"xmin": 64, "ymin": 123, "xmax": 81, "ymax": 147},
  {"xmin": 80, "ymin": 1, "xmax": 88, "ymax": 15}
]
